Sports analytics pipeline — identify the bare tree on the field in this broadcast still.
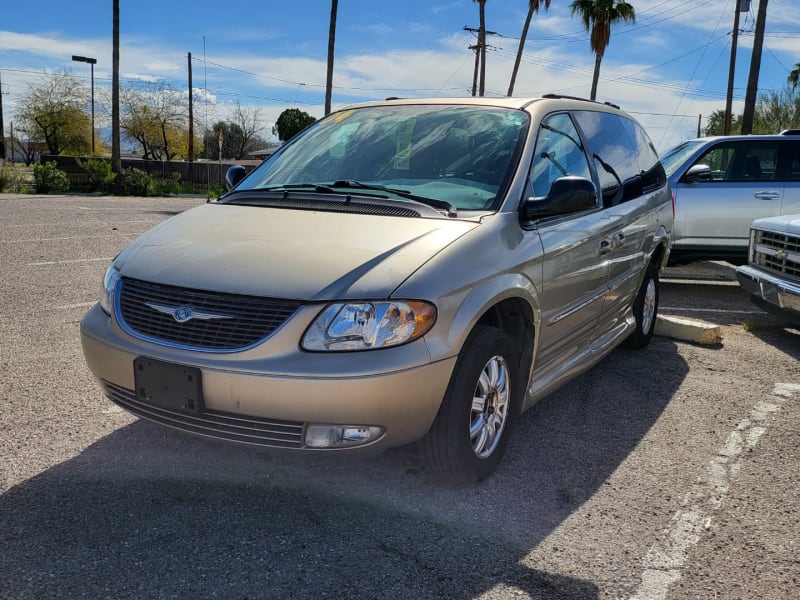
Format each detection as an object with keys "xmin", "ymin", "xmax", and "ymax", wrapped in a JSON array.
[
  {"xmin": 231, "ymin": 99, "xmax": 266, "ymax": 159},
  {"xmin": 120, "ymin": 84, "xmax": 189, "ymax": 160}
]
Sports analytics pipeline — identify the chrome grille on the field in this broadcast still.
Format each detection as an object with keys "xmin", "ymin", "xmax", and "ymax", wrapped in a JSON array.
[
  {"xmin": 118, "ymin": 278, "xmax": 302, "ymax": 351},
  {"xmin": 102, "ymin": 380, "xmax": 305, "ymax": 448},
  {"xmin": 753, "ymin": 230, "xmax": 800, "ymax": 281}
]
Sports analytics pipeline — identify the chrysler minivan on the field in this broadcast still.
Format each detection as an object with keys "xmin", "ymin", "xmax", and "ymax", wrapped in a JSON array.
[{"xmin": 81, "ymin": 96, "xmax": 672, "ymax": 482}]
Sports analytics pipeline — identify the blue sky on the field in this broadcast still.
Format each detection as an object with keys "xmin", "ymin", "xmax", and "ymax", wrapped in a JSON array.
[{"xmin": 1, "ymin": 0, "xmax": 799, "ymax": 151}]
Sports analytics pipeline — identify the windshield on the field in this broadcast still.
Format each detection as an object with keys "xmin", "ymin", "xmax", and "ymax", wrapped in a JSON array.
[
  {"xmin": 234, "ymin": 104, "xmax": 530, "ymax": 212},
  {"xmin": 660, "ymin": 139, "xmax": 705, "ymax": 176}
]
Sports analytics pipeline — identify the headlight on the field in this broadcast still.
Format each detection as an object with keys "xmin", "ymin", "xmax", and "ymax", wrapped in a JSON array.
[
  {"xmin": 99, "ymin": 265, "xmax": 121, "ymax": 315},
  {"xmin": 302, "ymin": 301, "xmax": 436, "ymax": 351}
]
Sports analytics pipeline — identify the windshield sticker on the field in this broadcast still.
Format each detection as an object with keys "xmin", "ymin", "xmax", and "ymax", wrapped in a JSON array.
[{"xmin": 394, "ymin": 120, "xmax": 416, "ymax": 170}]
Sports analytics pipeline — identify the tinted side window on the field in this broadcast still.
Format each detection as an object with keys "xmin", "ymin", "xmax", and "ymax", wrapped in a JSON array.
[
  {"xmin": 786, "ymin": 140, "xmax": 800, "ymax": 181},
  {"xmin": 691, "ymin": 141, "xmax": 779, "ymax": 182},
  {"xmin": 619, "ymin": 116, "xmax": 667, "ymax": 192},
  {"xmin": 529, "ymin": 113, "xmax": 592, "ymax": 197},
  {"xmin": 573, "ymin": 110, "xmax": 641, "ymax": 207}
]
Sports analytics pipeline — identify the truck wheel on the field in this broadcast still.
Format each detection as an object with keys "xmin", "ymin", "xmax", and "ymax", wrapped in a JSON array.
[
  {"xmin": 420, "ymin": 325, "xmax": 520, "ymax": 483},
  {"xmin": 624, "ymin": 263, "xmax": 659, "ymax": 350}
]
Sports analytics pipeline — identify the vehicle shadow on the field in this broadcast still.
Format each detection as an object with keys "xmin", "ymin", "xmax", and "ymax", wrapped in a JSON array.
[
  {"xmin": 0, "ymin": 338, "xmax": 687, "ymax": 599},
  {"xmin": 747, "ymin": 324, "xmax": 800, "ymax": 359}
]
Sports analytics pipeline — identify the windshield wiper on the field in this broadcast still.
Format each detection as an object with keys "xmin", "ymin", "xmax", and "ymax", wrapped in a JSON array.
[
  {"xmin": 261, "ymin": 183, "xmax": 337, "ymax": 193},
  {"xmin": 330, "ymin": 180, "xmax": 457, "ymax": 217}
]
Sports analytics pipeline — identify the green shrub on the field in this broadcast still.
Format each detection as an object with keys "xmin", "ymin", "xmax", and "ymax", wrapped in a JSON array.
[
  {"xmin": 85, "ymin": 159, "xmax": 116, "ymax": 192},
  {"xmin": 153, "ymin": 171, "xmax": 182, "ymax": 196},
  {"xmin": 33, "ymin": 161, "xmax": 71, "ymax": 194},
  {"xmin": 0, "ymin": 165, "xmax": 33, "ymax": 193},
  {"xmin": 119, "ymin": 168, "xmax": 155, "ymax": 196}
]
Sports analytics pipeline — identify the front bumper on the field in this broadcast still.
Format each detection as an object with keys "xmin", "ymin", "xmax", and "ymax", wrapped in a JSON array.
[
  {"xmin": 736, "ymin": 265, "xmax": 800, "ymax": 325},
  {"xmin": 80, "ymin": 304, "xmax": 456, "ymax": 451}
]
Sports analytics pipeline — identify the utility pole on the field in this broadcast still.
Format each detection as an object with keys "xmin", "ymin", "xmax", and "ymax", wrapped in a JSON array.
[
  {"xmin": 324, "ymin": 0, "xmax": 338, "ymax": 115},
  {"xmin": 111, "ymin": 0, "xmax": 121, "ymax": 177},
  {"xmin": 724, "ymin": 1, "xmax": 747, "ymax": 136},
  {"xmin": 465, "ymin": 26, "xmax": 497, "ymax": 97},
  {"xmin": 741, "ymin": 0, "xmax": 769, "ymax": 135},
  {"xmin": 188, "ymin": 52, "xmax": 194, "ymax": 162},
  {"xmin": 470, "ymin": 43, "xmax": 480, "ymax": 96},
  {"xmin": 0, "ymin": 71, "xmax": 6, "ymax": 161}
]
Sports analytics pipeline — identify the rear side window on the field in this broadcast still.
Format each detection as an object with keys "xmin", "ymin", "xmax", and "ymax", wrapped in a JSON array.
[
  {"xmin": 618, "ymin": 116, "xmax": 667, "ymax": 193},
  {"xmin": 573, "ymin": 110, "xmax": 644, "ymax": 207},
  {"xmin": 786, "ymin": 141, "xmax": 800, "ymax": 181}
]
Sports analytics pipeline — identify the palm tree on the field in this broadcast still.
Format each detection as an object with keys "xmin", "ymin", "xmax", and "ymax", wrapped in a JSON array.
[
  {"xmin": 473, "ymin": 0, "xmax": 488, "ymax": 96},
  {"xmin": 508, "ymin": 1, "xmax": 552, "ymax": 97},
  {"xmin": 788, "ymin": 63, "xmax": 800, "ymax": 91},
  {"xmin": 569, "ymin": 0, "xmax": 635, "ymax": 101},
  {"xmin": 324, "ymin": 0, "xmax": 338, "ymax": 115}
]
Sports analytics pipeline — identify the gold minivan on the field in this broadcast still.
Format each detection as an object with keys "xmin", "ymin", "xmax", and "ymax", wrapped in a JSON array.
[{"xmin": 81, "ymin": 96, "xmax": 672, "ymax": 482}]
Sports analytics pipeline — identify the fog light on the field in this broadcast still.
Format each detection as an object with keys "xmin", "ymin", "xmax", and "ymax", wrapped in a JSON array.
[{"xmin": 304, "ymin": 424, "xmax": 384, "ymax": 448}]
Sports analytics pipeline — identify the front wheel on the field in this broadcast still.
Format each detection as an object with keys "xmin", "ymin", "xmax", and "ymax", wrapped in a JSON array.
[
  {"xmin": 419, "ymin": 325, "xmax": 521, "ymax": 483},
  {"xmin": 624, "ymin": 262, "xmax": 659, "ymax": 350}
]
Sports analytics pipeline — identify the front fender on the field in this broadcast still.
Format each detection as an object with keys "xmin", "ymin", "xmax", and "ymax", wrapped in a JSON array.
[{"xmin": 424, "ymin": 272, "xmax": 541, "ymax": 365}]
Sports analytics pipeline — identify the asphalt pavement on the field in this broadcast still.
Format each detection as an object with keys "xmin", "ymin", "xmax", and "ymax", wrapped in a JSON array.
[{"xmin": 1, "ymin": 194, "xmax": 798, "ymax": 599}]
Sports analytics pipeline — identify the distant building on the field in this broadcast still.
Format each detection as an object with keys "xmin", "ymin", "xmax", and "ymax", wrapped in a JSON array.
[{"xmin": 247, "ymin": 145, "xmax": 281, "ymax": 161}]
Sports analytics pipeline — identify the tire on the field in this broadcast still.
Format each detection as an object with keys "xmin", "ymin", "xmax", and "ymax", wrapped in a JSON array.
[
  {"xmin": 624, "ymin": 262, "xmax": 659, "ymax": 350},
  {"xmin": 419, "ymin": 325, "xmax": 521, "ymax": 483}
]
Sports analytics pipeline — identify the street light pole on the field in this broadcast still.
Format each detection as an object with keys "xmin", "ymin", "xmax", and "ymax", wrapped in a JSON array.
[{"xmin": 72, "ymin": 55, "xmax": 97, "ymax": 154}]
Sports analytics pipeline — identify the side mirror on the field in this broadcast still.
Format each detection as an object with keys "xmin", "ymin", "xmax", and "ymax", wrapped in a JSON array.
[
  {"xmin": 682, "ymin": 163, "xmax": 712, "ymax": 183},
  {"xmin": 225, "ymin": 165, "xmax": 247, "ymax": 190},
  {"xmin": 522, "ymin": 176, "xmax": 597, "ymax": 220}
]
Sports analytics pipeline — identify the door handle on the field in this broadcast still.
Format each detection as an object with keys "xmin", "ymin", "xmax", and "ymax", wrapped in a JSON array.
[{"xmin": 754, "ymin": 191, "xmax": 780, "ymax": 200}]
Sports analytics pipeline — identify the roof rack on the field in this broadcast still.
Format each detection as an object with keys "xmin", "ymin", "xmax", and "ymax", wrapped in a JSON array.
[{"xmin": 541, "ymin": 93, "xmax": 620, "ymax": 110}]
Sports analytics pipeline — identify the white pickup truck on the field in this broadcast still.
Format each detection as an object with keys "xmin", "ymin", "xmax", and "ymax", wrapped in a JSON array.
[{"xmin": 737, "ymin": 214, "xmax": 800, "ymax": 326}]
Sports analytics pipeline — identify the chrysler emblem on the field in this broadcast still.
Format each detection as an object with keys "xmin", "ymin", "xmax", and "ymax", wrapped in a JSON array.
[{"xmin": 145, "ymin": 302, "xmax": 233, "ymax": 323}]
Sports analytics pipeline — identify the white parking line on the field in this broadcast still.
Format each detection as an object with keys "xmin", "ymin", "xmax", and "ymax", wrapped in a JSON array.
[
  {"xmin": 1, "ymin": 235, "xmax": 124, "ymax": 243},
  {"xmin": 629, "ymin": 383, "xmax": 800, "ymax": 600},
  {"xmin": 28, "ymin": 257, "xmax": 112, "ymax": 266},
  {"xmin": 660, "ymin": 306, "xmax": 763, "ymax": 315},
  {"xmin": 54, "ymin": 302, "xmax": 96, "ymax": 310}
]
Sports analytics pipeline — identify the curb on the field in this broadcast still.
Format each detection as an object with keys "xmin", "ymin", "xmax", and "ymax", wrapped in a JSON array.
[{"xmin": 654, "ymin": 314, "xmax": 723, "ymax": 344}]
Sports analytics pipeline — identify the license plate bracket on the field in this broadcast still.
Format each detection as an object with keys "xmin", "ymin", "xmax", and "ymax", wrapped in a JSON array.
[{"xmin": 133, "ymin": 357, "xmax": 204, "ymax": 416}]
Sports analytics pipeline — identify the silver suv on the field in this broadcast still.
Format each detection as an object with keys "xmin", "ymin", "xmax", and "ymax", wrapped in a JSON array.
[
  {"xmin": 80, "ymin": 96, "xmax": 672, "ymax": 482},
  {"xmin": 662, "ymin": 131, "xmax": 800, "ymax": 264}
]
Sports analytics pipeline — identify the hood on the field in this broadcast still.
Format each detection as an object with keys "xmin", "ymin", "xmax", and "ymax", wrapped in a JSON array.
[
  {"xmin": 114, "ymin": 203, "xmax": 478, "ymax": 300},
  {"xmin": 752, "ymin": 214, "xmax": 800, "ymax": 236}
]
